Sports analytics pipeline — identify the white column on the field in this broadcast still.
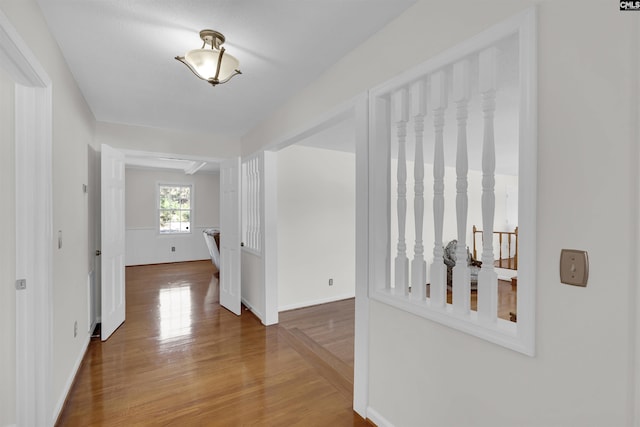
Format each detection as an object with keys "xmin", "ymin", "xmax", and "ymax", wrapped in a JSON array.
[
  {"xmin": 452, "ymin": 59, "xmax": 471, "ymax": 315},
  {"xmin": 393, "ymin": 88, "xmax": 409, "ymax": 295},
  {"xmin": 477, "ymin": 47, "xmax": 498, "ymax": 323},
  {"xmin": 411, "ymin": 80, "xmax": 427, "ymax": 301},
  {"xmin": 429, "ymin": 71, "xmax": 447, "ymax": 308}
]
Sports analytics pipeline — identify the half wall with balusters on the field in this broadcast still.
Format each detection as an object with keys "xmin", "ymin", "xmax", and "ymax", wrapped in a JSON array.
[{"xmin": 368, "ymin": 8, "xmax": 536, "ymax": 355}]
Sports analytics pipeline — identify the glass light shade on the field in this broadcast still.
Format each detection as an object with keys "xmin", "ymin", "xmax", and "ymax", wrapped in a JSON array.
[{"xmin": 184, "ymin": 48, "xmax": 240, "ymax": 82}]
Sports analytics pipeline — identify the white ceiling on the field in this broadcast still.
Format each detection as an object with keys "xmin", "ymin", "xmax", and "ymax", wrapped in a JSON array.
[
  {"xmin": 36, "ymin": 0, "xmax": 417, "ymax": 139},
  {"xmin": 36, "ymin": 1, "xmax": 519, "ymax": 177}
]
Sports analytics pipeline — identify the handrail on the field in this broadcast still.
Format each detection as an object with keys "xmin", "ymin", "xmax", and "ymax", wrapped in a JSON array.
[{"xmin": 472, "ymin": 225, "xmax": 518, "ymax": 270}]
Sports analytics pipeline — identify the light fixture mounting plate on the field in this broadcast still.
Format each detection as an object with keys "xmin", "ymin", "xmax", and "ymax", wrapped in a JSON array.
[{"xmin": 199, "ymin": 29, "xmax": 225, "ymax": 48}]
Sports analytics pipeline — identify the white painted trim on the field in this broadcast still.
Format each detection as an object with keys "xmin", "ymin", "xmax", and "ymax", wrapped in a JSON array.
[
  {"xmin": 278, "ymin": 293, "xmax": 356, "ymax": 312},
  {"xmin": 516, "ymin": 5, "xmax": 538, "ymax": 358},
  {"xmin": 353, "ymin": 95, "xmax": 369, "ymax": 418},
  {"xmin": 0, "ymin": 9, "xmax": 54, "ymax": 426},
  {"xmin": 261, "ymin": 94, "xmax": 361, "ymax": 153},
  {"xmin": 262, "ymin": 151, "xmax": 278, "ymax": 325},
  {"xmin": 368, "ymin": 7, "xmax": 536, "ymax": 356},
  {"xmin": 366, "ymin": 407, "xmax": 395, "ymax": 427},
  {"xmin": 52, "ymin": 335, "xmax": 89, "ymax": 422}
]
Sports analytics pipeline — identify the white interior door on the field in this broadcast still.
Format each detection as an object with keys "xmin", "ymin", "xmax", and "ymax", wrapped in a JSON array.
[
  {"xmin": 220, "ymin": 156, "xmax": 242, "ymax": 315},
  {"xmin": 101, "ymin": 144, "xmax": 126, "ymax": 340}
]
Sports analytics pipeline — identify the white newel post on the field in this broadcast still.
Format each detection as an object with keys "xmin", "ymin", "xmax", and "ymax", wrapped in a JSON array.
[
  {"xmin": 429, "ymin": 71, "xmax": 447, "ymax": 308},
  {"xmin": 394, "ymin": 89, "xmax": 409, "ymax": 295},
  {"xmin": 452, "ymin": 59, "xmax": 471, "ymax": 315},
  {"xmin": 411, "ymin": 80, "xmax": 427, "ymax": 301},
  {"xmin": 477, "ymin": 47, "xmax": 498, "ymax": 323}
]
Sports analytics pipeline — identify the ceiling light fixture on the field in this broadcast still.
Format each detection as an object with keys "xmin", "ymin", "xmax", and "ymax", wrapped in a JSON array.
[{"xmin": 175, "ymin": 29, "xmax": 241, "ymax": 87}]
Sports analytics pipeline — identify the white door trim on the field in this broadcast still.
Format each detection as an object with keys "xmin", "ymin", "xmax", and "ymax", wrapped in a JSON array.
[
  {"xmin": 262, "ymin": 151, "xmax": 278, "ymax": 325},
  {"xmin": 353, "ymin": 95, "xmax": 369, "ymax": 417},
  {"xmin": 0, "ymin": 9, "xmax": 54, "ymax": 426}
]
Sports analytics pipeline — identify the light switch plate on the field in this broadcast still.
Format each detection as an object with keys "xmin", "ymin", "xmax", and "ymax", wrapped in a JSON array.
[{"xmin": 560, "ymin": 249, "xmax": 589, "ymax": 287}]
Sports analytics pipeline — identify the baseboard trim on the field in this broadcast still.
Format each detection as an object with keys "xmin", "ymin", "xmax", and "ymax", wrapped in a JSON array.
[
  {"xmin": 367, "ymin": 407, "xmax": 395, "ymax": 427},
  {"xmin": 278, "ymin": 293, "xmax": 355, "ymax": 312},
  {"xmin": 52, "ymin": 334, "xmax": 90, "ymax": 424}
]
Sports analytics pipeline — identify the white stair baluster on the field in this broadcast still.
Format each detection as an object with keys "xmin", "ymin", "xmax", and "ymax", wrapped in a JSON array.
[
  {"xmin": 411, "ymin": 80, "xmax": 427, "ymax": 301},
  {"xmin": 477, "ymin": 47, "xmax": 499, "ymax": 324},
  {"xmin": 452, "ymin": 59, "xmax": 471, "ymax": 315},
  {"xmin": 429, "ymin": 71, "xmax": 447, "ymax": 308},
  {"xmin": 393, "ymin": 89, "xmax": 409, "ymax": 295}
]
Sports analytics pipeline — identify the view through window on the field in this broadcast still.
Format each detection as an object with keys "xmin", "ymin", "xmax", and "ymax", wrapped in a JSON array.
[{"xmin": 159, "ymin": 184, "xmax": 192, "ymax": 233}]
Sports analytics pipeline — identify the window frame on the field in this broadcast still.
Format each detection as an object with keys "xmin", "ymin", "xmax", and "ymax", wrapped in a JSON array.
[{"xmin": 157, "ymin": 183, "xmax": 194, "ymax": 235}]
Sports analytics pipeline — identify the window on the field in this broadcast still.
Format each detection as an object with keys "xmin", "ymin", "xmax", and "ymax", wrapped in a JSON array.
[{"xmin": 159, "ymin": 184, "xmax": 192, "ymax": 233}]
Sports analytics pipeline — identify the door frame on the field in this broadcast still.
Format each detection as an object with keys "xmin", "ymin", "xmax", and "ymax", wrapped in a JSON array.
[
  {"xmin": 261, "ymin": 93, "xmax": 369, "ymax": 417},
  {"xmin": 0, "ymin": 9, "xmax": 54, "ymax": 426}
]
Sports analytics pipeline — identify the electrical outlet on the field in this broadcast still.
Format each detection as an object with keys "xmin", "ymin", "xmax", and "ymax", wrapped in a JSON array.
[
  {"xmin": 74, "ymin": 321, "xmax": 77, "ymax": 338},
  {"xmin": 171, "ymin": 246, "xmax": 176, "ymax": 252},
  {"xmin": 329, "ymin": 278, "xmax": 333, "ymax": 286}
]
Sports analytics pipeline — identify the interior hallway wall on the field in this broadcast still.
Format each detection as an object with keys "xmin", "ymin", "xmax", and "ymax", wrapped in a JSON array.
[
  {"xmin": 96, "ymin": 121, "xmax": 242, "ymax": 160},
  {"xmin": 242, "ymin": 1, "xmax": 639, "ymax": 425},
  {"xmin": 277, "ymin": 145, "xmax": 356, "ymax": 310},
  {"xmin": 0, "ymin": 0, "xmax": 98, "ymax": 421}
]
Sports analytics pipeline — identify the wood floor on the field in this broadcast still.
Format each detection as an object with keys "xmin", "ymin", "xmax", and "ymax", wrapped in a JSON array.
[
  {"xmin": 427, "ymin": 280, "xmax": 517, "ymax": 322},
  {"xmin": 56, "ymin": 261, "xmax": 369, "ymax": 426}
]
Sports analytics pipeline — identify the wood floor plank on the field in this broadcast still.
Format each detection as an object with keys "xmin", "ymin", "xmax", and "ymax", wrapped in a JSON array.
[
  {"xmin": 277, "ymin": 326, "xmax": 354, "ymax": 401},
  {"xmin": 56, "ymin": 261, "xmax": 368, "ymax": 426}
]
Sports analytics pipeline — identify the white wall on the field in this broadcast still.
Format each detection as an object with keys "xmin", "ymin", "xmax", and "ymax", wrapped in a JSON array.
[
  {"xmin": 241, "ymin": 251, "xmax": 265, "ymax": 320},
  {"xmin": 96, "ymin": 121, "xmax": 241, "ymax": 160},
  {"xmin": 125, "ymin": 168, "xmax": 219, "ymax": 265},
  {"xmin": 0, "ymin": 58, "xmax": 16, "ymax": 427},
  {"xmin": 242, "ymin": 1, "xmax": 639, "ymax": 425},
  {"xmin": 277, "ymin": 145, "xmax": 355, "ymax": 311},
  {"xmin": 0, "ymin": 0, "xmax": 98, "ymax": 422}
]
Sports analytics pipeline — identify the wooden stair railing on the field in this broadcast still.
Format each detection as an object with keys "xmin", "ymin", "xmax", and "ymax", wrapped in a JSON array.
[{"xmin": 472, "ymin": 225, "xmax": 518, "ymax": 270}]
